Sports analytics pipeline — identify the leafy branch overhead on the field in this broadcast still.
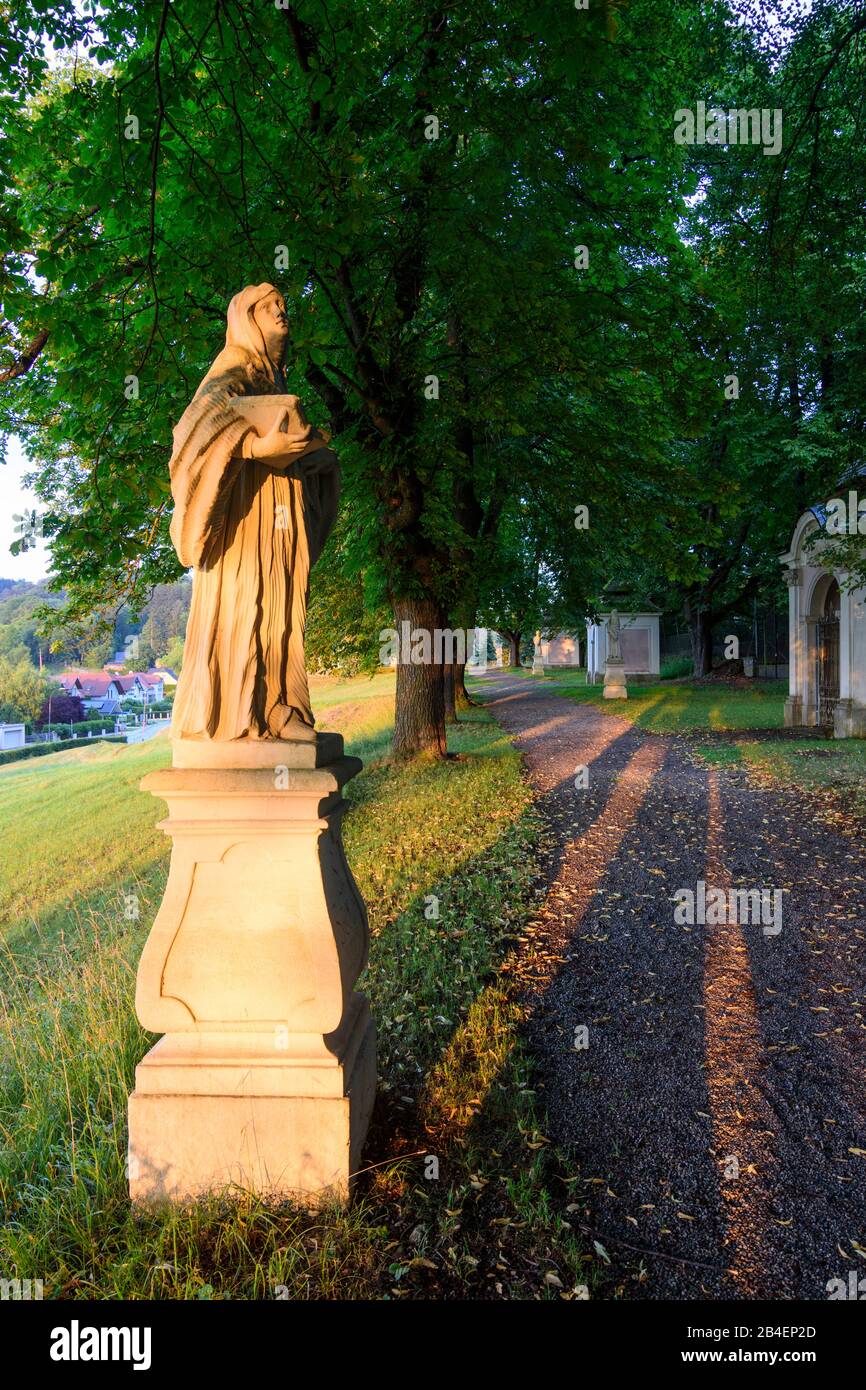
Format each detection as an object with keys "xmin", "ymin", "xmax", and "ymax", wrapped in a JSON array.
[{"xmin": 1, "ymin": 0, "xmax": 865, "ymax": 734}]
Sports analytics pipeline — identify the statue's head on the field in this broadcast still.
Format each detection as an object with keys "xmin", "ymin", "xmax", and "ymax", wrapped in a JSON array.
[{"xmin": 225, "ymin": 283, "xmax": 288, "ymax": 370}]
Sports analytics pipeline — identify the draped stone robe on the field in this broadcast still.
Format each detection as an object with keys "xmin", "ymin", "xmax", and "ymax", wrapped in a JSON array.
[{"xmin": 169, "ymin": 347, "xmax": 338, "ymax": 742}]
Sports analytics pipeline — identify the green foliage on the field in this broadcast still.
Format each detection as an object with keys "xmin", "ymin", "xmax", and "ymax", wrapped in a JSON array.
[
  {"xmin": 159, "ymin": 634, "xmax": 184, "ymax": 674},
  {"xmin": 0, "ymin": 0, "xmax": 719, "ymax": 654},
  {"xmin": 0, "ymin": 580, "xmax": 64, "ymax": 665},
  {"xmin": 5, "ymin": 3, "xmax": 866, "ymax": 738},
  {"xmin": 305, "ymin": 513, "xmax": 389, "ymax": 675},
  {"xmin": 659, "ymin": 656, "xmax": 693, "ymax": 681},
  {"xmin": 0, "ymin": 654, "xmax": 46, "ymax": 722},
  {"xmin": 619, "ymin": 3, "xmax": 866, "ymax": 647},
  {"xmin": 0, "ymin": 734, "xmax": 125, "ymax": 767}
]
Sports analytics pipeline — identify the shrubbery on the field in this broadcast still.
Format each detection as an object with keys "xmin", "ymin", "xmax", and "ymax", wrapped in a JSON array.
[
  {"xmin": 0, "ymin": 735, "xmax": 126, "ymax": 767},
  {"xmin": 660, "ymin": 656, "xmax": 693, "ymax": 681}
]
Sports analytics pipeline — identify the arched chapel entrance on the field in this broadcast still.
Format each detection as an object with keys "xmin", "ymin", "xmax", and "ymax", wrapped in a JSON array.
[
  {"xmin": 780, "ymin": 507, "xmax": 866, "ymax": 738},
  {"xmin": 814, "ymin": 578, "xmax": 840, "ymax": 728}
]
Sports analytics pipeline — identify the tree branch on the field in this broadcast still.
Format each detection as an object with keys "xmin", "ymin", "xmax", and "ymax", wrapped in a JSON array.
[{"xmin": 0, "ymin": 331, "xmax": 49, "ymax": 382}]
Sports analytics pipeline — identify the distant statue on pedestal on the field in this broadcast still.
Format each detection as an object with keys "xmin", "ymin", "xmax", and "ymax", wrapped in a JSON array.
[
  {"xmin": 603, "ymin": 609, "xmax": 627, "ymax": 700},
  {"xmin": 606, "ymin": 609, "xmax": 622, "ymax": 663}
]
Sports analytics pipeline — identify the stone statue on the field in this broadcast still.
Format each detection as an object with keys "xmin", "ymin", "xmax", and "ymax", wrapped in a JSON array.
[
  {"xmin": 606, "ymin": 609, "xmax": 622, "ymax": 663},
  {"xmin": 169, "ymin": 283, "xmax": 338, "ymax": 743},
  {"xmin": 130, "ymin": 288, "xmax": 375, "ymax": 1206}
]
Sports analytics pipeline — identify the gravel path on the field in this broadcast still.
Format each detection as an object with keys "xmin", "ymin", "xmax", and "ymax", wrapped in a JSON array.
[{"xmin": 478, "ymin": 671, "xmax": 866, "ymax": 1300}]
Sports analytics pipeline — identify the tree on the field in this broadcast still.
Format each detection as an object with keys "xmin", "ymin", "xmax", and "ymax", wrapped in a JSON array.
[
  {"xmin": 0, "ymin": 0, "xmax": 722, "ymax": 755},
  {"xmin": 305, "ymin": 511, "xmax": 389, "ymax": 677},
  {"xmin": 160, "ymin": 634, "xmax": 185, "ymax": 675},
  {"xmin": 38, "ymin": 690, "xmax": 84, "ymax": 726},
  {"xmin": 0, "ymin": 656, "xmax": 47, "ymax": 723},
  {"xmin": 615, "ymin": 2, "xmax": 866, "ymax": 674}
]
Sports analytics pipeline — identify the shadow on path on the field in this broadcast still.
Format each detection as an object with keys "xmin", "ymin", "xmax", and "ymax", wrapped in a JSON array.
[{"xmin": 476, "ymin": 671, "xmax": 866, "ymax": 1300}]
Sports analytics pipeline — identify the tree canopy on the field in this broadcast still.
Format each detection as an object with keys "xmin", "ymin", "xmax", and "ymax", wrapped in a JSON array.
[{"xmin": 2, "ymin": 1, "xmax": 866, "ymax": 741}]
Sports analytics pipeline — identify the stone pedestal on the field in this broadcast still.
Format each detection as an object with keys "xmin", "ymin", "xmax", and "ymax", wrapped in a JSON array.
[
  {"xmin": 531, "ymin": 654, "xmax": 544, "ymax": 676},
  {"xmin": 128, "ymin": 733, "xmax": 375, "ymax": 1206},
  {"xmin": 603, "ymin": 659, "xmax": 627, "ymax": 699},
  {"xmin": 835, "ymin": 699, "xmax": 866, "ymax": 739},
  {"xmin": 784, "ymin": 694, "xmax": 803, "ymax": 728}
]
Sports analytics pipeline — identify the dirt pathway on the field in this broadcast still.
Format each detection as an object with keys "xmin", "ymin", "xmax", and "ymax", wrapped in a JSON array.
[{"xmin": 479, "ymin": 671, "xmax": 866, "ymax": 1300}]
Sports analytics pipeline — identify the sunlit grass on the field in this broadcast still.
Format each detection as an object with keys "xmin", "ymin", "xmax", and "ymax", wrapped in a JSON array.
[
  {"xmin": 736, "ymin": 736, "xmax": 866, "ymax": 793},
  {"xmin": 0, "ymin": 677, "xmax": 397, "ymax": 947},
  {"xmin": 535, "ymin": 669, "xmax": 787, "ymax": 733},
  {"xmin": 0, "ymin": 736, "xmax": 171, "ymax": 947}
]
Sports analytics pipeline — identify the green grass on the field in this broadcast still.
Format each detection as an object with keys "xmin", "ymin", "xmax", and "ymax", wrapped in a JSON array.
[
  {"xmin": 538, "ymin": 668, "xmax": 788, "ymax": 733},
  {"xmin": 0, "ymin": 672, "xmax": 396, "ymax": 951},
  {"xmin": 0, "ymin": 735, "xmax": 171, "ymax": 949},
  {"xmin": 721, "ymin": 737, "xmax": 866, "ymax": 810},
  {"xmin": 0, "ymin": 671, "xmax": 590, "ymax": 1300},
  {"xmin": 310, "ymin": 669, "xmax": 397, "ymax": 765}
]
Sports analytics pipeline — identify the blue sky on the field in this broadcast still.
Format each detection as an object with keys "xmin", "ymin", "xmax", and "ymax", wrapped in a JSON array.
[{"xmin": 0, "ymin": 436, "xmax": 51, "ymax": 584}]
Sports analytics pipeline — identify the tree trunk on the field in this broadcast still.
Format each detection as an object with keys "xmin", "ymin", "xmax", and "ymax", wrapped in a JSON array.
[
  {"xmin": 454, "ymin": 659, "xmax": 475, "ymax": 709},
  {"xmin": 443, "ymin": 661, "xmax": 457, "ymax": 723},
  {"xmin": 504, "ymin": 631, "xmax": 521, "ymax": 668},
  {"xmin": 392, "ymin": 595, "xmax": 448, "ymax": 758},
  {"xmin": 689, "ymin": 608, "xmax": 713, "ymax": 677}
]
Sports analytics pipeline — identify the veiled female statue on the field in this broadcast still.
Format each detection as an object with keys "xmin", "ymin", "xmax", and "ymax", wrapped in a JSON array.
[
  {"xmin": 168, "ymin": 283, "xmax": 338, "ymax": 743},
  {"xmin": 606, "ymin": 609, "xmax": 622, "ymax": 662}
]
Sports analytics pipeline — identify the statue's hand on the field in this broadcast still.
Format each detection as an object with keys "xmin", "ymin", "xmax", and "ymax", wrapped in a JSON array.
[{"xmin": 249, "ymin": 409, "xmax": 310, "ymax": 459}]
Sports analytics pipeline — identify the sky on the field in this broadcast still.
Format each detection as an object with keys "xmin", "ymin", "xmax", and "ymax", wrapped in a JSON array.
[{"xmin": 0, "ymin": 436, "xmax": 51, "ymax": 584}]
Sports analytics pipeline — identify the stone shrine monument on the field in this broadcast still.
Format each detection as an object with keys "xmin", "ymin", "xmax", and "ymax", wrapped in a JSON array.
[
  {"xmin": 127, "ymin": 285, "xmax": 376, "ymax": 1204},
  {"xmin": 780, "ymin": 501, "xmax": 866, "ymax": 736},
  {"xmin": 585, "ymin": 580, "xmax": 660, "ymax": 684},
  {"xmin": 602, "ymin": 609, "xmax": 628, "ymax": 699},
  {"xmin": 531, "ymin": 630, "xmax": 545, "ymax": 675}
]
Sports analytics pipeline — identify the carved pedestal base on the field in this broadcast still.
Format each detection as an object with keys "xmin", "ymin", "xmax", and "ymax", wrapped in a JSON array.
[
  {"xmin": 603, "ymin": 660, "xmax": 628, "ymax": 699},
  {"xmin": 128, "ymin": 734, "xmax": 375, "ymax": 1206},
  {"xmin": 834, "ymin": 699, "xmax": 866, "ymax": 739},
  {"xmin": 783, "ymin": 695, "xmax": 803, "ymax": 728}
]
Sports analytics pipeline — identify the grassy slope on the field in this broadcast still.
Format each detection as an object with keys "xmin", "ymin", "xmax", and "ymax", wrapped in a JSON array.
[
  {"xmin": 0, "ymin": 671, "xmax": 588, "ymax": 1300},
  {"xmin": 0, "ymin": 672, "xmax": 395, "ymax": 950},
  {"xmin": 0, "ymin": 736, "xmax": 170, "ymax": 948}
]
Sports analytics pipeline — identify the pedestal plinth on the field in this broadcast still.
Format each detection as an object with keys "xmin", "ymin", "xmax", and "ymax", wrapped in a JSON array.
[
  {"xmin": 128, "ymin": 733, "xmax": 375, "ymax": 1206},
  {"xmin": 603, "ymin": 660, "xmax": 628, "ymax": 699},
  {"xmin": 783, "ymin": 695, "xmax": 803, "ymax": 728}
]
